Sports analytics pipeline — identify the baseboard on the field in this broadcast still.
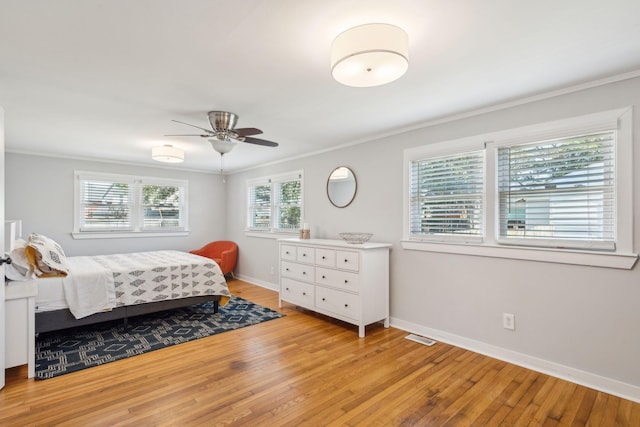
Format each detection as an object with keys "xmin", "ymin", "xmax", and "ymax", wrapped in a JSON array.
[
  {"xmin": 233, "ymin": 274, "xmax": 279, "ymax": 292},
  {"xmin": 390, "ymin": 317, "xmax": 640, "ymax": 403}
]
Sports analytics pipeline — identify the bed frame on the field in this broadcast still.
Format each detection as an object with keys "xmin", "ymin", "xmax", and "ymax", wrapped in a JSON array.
[{"xmin": 35, "ymin": 295, "xmax": 221, "ymax": 334}]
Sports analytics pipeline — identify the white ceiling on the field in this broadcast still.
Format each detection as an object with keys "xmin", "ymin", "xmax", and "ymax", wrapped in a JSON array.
[{"xmin": 1, "ymin": 0, "xmax": 639, "ymax": 173}]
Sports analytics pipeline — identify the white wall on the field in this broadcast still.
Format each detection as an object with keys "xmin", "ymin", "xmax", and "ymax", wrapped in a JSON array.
[
  {"xmin": 225, "ymin": 75, "xmax": 640, "ymax": 399},
  {"xmin": 5, "ymin": 153, "xmax": 226, "ymax": 256}
]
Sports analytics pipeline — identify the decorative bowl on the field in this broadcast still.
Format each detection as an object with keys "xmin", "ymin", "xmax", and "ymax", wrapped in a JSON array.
[{"xmin": 339, "ymin": 232, "xmax": 373, "ymax": 244}]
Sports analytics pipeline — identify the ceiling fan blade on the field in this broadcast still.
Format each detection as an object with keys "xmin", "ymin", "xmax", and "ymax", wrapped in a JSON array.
[
  {"xmin": 171, "ymin": 119, "xmax": 214, "ymax": 134},
  {"xmin": 234, "ymin": 127, "xmax": 263, "ymax": 137},
  {"xmin": 241, "ymin": 136, "xmax": 279, "ymax": 147},
  {"xmin": 164, "ymin": 134, "xmax": 211, "ymax": 137}
]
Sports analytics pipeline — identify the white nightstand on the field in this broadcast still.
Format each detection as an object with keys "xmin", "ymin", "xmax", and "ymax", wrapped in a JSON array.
[{"xmin": 5, "ymin": 280, "xmax": 37, "ymax": 378}]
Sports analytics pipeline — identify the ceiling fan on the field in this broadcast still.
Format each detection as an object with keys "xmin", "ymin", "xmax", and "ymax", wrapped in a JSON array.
[{"xmin": 166, "ymin": 111, "xmax": 279, "ymax": 156}]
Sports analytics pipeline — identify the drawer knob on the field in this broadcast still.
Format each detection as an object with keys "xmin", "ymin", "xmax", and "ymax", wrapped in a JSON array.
[
  {"xmin": 344, "ymin": 279, "xmax": 348, "ymax": 284},
  {"xmin": 322, "ymin": 275, "xmax": 326, "ymax": 279},
  {"xmin": 344, "ymin": 259, "xmax": 348, "ymax": 263},
  {"xmin": 302, "ymin": 271, "xmax": 306, "ymax": 275},
  {"xmin": 286, "ymin": 268, "xmax": 290, "ymax": 271},
  {"xmin": 322, "ymin": 256, "xmax": 326, "ymax": 259},
  {"xmin": 303, "ymin": 253, "xmax": 307, "ymax": 257},
  {"xmin": 322, "ymin": 297, "xmax": 326, "ymax": 301},
  {"xmin": 303, "ymin": 292, "xmax": 306, "ymax": 296},
  {"xmin": 286, "ymin": 287, "xmax": 290, "ymax": 291},
  {"xmin": 286, "ymin": 251, "xmax": 290, "ymax": 255},
  {"xmin": 344, "ymin": 304, "xmax": 349, "ymax": 308}
]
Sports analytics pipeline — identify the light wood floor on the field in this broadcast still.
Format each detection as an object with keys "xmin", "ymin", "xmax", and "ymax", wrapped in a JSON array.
[{"xmin": 1, "ymin": 280, "xmax": 639, "ymax": 426}]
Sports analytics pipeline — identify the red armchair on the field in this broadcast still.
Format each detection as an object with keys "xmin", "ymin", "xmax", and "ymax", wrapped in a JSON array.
[{"xmin": 190, "ymin": 240, "xmax": 238, "ymax": 277}]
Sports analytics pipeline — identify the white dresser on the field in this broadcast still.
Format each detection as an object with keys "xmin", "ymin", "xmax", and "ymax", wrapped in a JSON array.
[{"xmin": 279, "ymin": 238, "xmax": 391, "ymax": 338}]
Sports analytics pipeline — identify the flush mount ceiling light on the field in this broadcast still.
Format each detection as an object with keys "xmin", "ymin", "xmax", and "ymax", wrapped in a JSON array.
[
  {"xmin": 331, "ymin": 23, "xmax": 409, "ymax": 88},
  {"xmin": 152, "ymin": 144, "xmax": 184, "ymax": 163}
]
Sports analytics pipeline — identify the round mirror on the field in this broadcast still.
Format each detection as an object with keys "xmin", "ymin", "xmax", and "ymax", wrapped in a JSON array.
[{"xmin": 327, "ymin": 166, "xmax": 357, "ymax": 208}]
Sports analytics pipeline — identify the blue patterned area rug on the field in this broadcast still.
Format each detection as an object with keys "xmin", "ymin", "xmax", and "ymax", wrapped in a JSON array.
[{"xmin": 35, "ymin": 296, "xmax": 284, "ymax": 379}]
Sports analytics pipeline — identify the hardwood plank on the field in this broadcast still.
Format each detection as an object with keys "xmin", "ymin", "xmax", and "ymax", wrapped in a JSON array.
[
  {"xmin": 558, "ymin": 386, "xmax": 590, "ymax": 426},
  {"xmin": 574, "ymin": 388, "xmax": 600, "ymax": 425},
  {"xmin": 448, "ymin": 362, "xmax": 521, "ymax": 425},
  {"xmin": 1, "ymin": 279, "xmax": 638, "ymax": 426},
  {"xmin": 472, "ymin": 364, "xmax": 533, "ymax": 426}
]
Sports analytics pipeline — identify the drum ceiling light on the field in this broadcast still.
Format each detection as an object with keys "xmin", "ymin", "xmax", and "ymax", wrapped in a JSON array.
[
  {"xmin": 152, "ymin": 144, "xmax": 184, "ymax": 163},
  {"xmin": 331, "ymin": 23, "xmax": 409, "ymax": 88}
]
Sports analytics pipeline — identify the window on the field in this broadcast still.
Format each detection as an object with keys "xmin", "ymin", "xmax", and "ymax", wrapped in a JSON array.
[
  {"xmin": 409, "ymin": 150, "xmax": 484, "ymax": 243},
  {"xmin": 78, "ymin": 176, "xmax": 134, "ymax": 231},
  {"xmin": 403, "ymin": 108, "xmax": 635, "ymax": 269},
  {"xmin": 247, "ymin": 171, "xmax": 303, "ymax": 234},
  {"xmin": 248, "ymin": 181, "xmax": 272, "ymax": 230},
  {"xmin": 497, "ymin": 132, "xmax": 615, "ymax": 250},
  {"xmin": 74, "ymin": 172, "xmax": 188, "ymax": 237},
  {"xmin": 140, "ymin": 181, "xmax": 185, "ymax": 231}
]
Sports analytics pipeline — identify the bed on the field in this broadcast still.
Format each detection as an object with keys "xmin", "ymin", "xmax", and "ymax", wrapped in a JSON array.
[
  {"xmin": 32, "ymin": 250, "xmax": 231, "ymax": 333},
  {"xmin": 7, "ymin": 233, "xmax": 231, "ymax": 334}
]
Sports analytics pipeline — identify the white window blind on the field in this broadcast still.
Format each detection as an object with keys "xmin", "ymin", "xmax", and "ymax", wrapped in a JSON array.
[
  {"xmin": 409, "ymin": 150, "xmax": 484, "ymax": 241},
  {"xmin": 79, "ymin": 177, "xmax": 134, "ymax": 231},
  {"xmin": 497, "ymin": 131, "xmax": 615, "ymax": 249},
  {"xmin": 248, "ymin": 180, "xmax": 272, "ymax": 230}
]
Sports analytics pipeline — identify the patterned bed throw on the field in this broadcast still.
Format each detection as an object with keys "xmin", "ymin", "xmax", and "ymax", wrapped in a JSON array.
[{"xmin": 64, "ymin": 250, "xmax": 231, "ymax": 318}]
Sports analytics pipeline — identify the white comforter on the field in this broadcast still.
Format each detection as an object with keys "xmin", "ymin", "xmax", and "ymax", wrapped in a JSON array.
[
  {"xmin": 62, "ymin": 256, "xmax": 115, "ymax": 319},
  {"xmin": 62, "ymin": 250, "xmax": 230, "ymax": 319}
]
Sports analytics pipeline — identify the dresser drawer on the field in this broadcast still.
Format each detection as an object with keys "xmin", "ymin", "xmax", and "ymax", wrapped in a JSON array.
[
  {"xmin": 315, "ymin": 266, "xmax": 359, "ymax": 292},
  {"xmin": 335, "ymin": 250, "xmax": 359, "ymax": 271},
  {"xmin": 315, "ymin": 286, "xmax": 359, "ymax": 321},
  {"xmin": 281, "ymin": 278, "xmax": 314, "ymax": 308},
  {"xmin": 296, "ymin": 246, "xmax": 315, "ymax": 263},
  {"xmin": 281, "ymin": 261, "xmax": 314, "ymax": 282},
  {"xmin": 281, "ymin": 244, "xmax": 297, "ymax": 261},
  {"xmin": 315, "ymin": 248, "xmax": 336, "ymax": 267}
]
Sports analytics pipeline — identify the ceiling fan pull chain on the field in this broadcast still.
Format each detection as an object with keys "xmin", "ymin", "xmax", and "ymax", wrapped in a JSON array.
[{"xmin": 221, "ymin": 154, "xmax": 226, "ymax": 183}]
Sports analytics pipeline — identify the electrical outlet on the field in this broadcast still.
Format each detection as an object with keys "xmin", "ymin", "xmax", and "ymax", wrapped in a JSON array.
[{"xmin": 503, "ymin": 313, "xmax": 515, "ymax": 330}]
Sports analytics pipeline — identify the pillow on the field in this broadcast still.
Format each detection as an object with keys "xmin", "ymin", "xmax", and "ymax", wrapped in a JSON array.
[
  {"xmin": 4, "ymin": 239, "xmax": 35, "ymax": 281},
  {"xmin": 25, "ymin": 233, "xmax": 69, "ymax": 277}
]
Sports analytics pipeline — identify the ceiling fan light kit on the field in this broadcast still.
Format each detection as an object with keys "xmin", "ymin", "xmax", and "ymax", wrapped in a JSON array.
[
  {"xmin": 331, "ymin": 23, "xmax": 409, "ymax": 88},
  {"xmin": 209, "ymin": 139, "xmax": 237, "ymax": 155},
  {"xmin": 152, "ymin": 144, "xmax": 184, "ymax": 163}
]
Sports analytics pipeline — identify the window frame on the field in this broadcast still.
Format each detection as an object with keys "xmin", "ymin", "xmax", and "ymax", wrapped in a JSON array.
[
  {"xmin": 138, "ymin": 177, "xmax": 188, "ymax": 232},
  {"xmin": 246, "ymin": 177, "xmax": 273, "ymax": 232},
  {"xmin": 402, "ymin": 108, "xmax": 636, "ymax": 269},
  {"xmin": 495, "ymin": 131, "xmax": 616, "ymax": 251},
  {"xmin": 408, "ymin": 147, "xmax": 486, "ymax": 244},
  {"xmin": 245, "ymin": 170, "xmax": 304, "ymax": 237},
  {"xmin": 73, "ymin": 171, "xmax": 189, "ymax": 239}
]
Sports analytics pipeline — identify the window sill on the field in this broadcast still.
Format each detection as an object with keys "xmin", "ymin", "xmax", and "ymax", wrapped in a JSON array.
[
  {"xmin": 72, "ymin": 230, "xmax": 190, "ymax": 239},
  {"xmin": 245, "ymin": 230, "xmax": 299, "ymax": 239},
  {"xmin": 401, "ymin": 240, "xmax": 637, "ymax": 269}
]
